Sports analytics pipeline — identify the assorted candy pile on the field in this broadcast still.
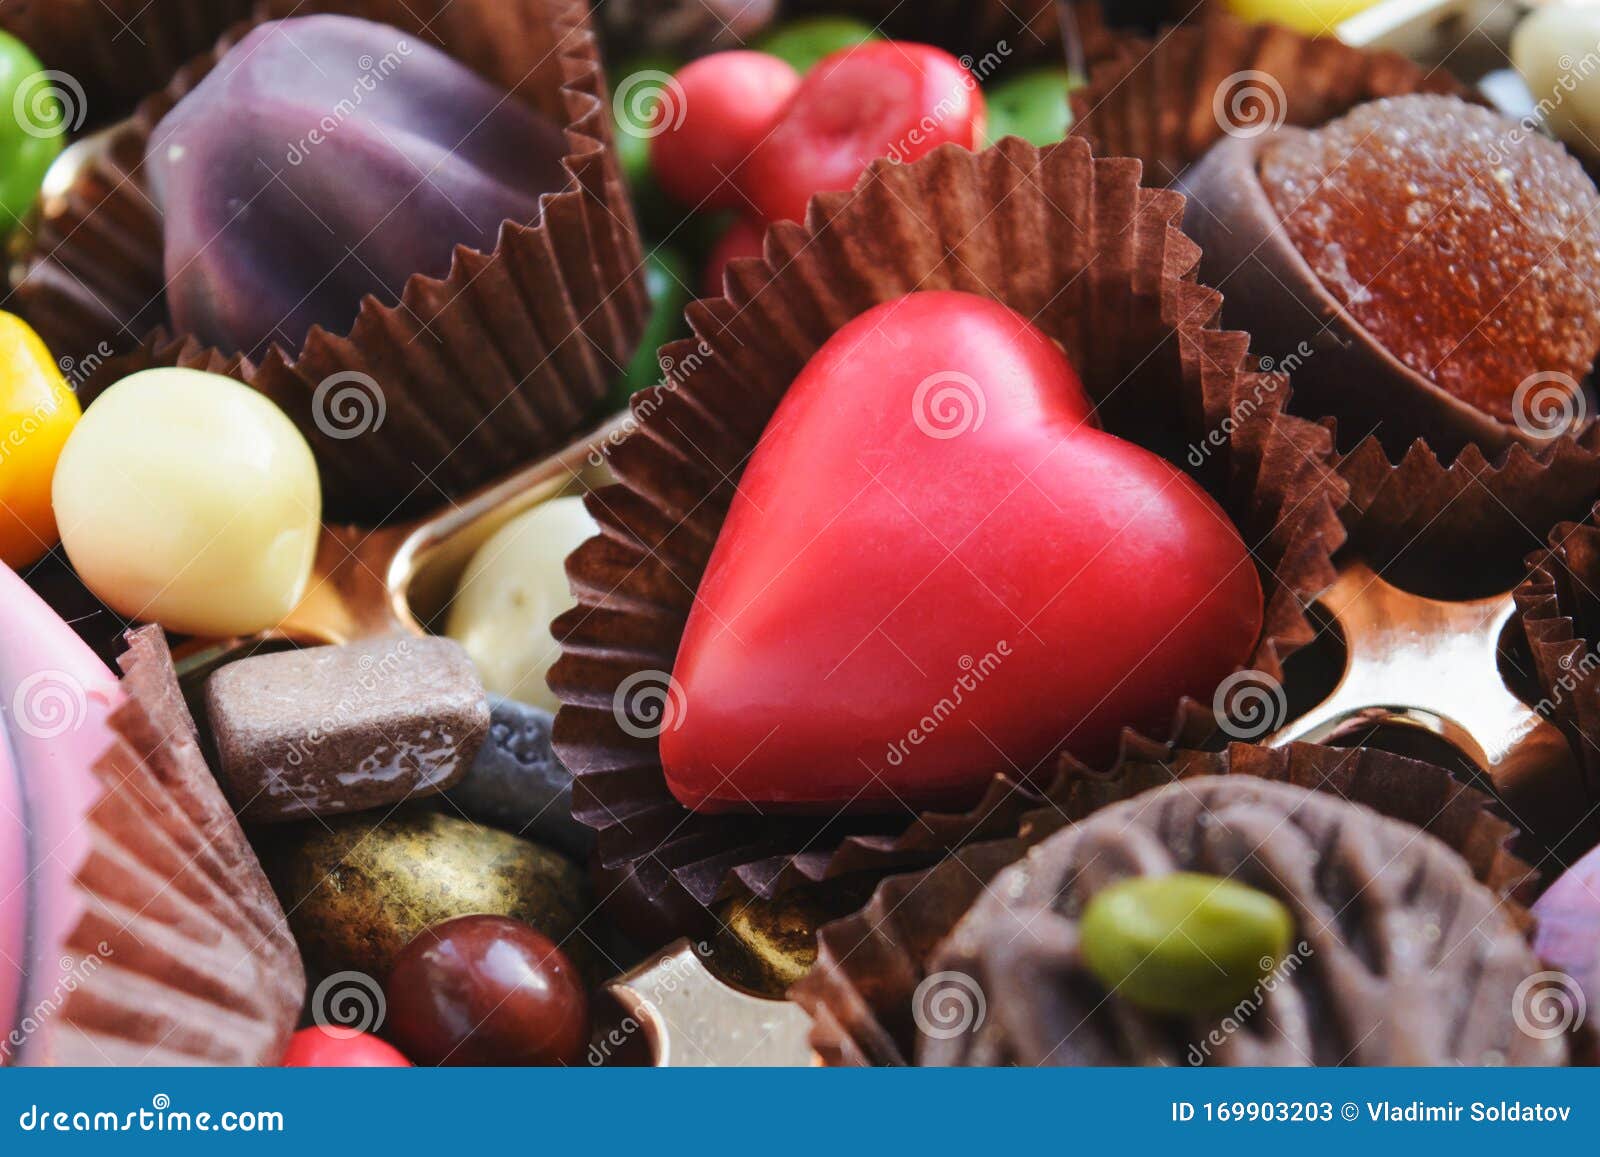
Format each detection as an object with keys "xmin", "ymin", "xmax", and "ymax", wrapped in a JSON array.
[{"xmin": 4, "ymin": 0, "xmax": 1600, "ymax": 1071}]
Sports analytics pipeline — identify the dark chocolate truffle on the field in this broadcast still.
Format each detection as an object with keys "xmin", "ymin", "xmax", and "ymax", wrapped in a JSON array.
[
  {"xmin": 1260, "ymin": 95, "xmax": 1600, "ymax": 425},
  {"xmin": 148, "ymin": 14, "xmax": 570, "ymax": 360},
  {"xmin": 918, "ymin": 776, "xmax": 1564, "ymax": 1066}
]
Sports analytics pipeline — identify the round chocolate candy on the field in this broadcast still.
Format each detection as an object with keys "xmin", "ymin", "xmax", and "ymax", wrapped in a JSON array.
[
  {"xmin": 920, "ymin": 776, "xmax": 1564, "ymax": 1066},
  {"xmin": 385, "ymin": 915, "xmax": 589, "ymax": 1067},
  {"xmin": 1183, "ymin": 94, "xmax": 1600, "ymax": 456},
  {"xmin": 441, "ymin": 696, "xmax": 594, "ymax": 860},
  {"xmin": 51, "ymin": 367, "xmax": 320, "ymax": 638}
]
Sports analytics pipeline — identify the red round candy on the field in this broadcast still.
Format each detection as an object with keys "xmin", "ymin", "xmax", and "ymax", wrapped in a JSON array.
[
  {"xmin": 741, "ymin": 42, "xmax": 985, "ymax": 224},
  {"xmin": 703, "ymin": 216, "xmax": 767, "ymax": 297},
  {"xmin": 649, "ymin": 51, "xmax": 800, "ymax": 211},
  {"xmin": 280, "ymin": 1027, "xmax": 411, "ymax": 1067},
  {"xmin": 385, "ymin": 915, "xmax": 590, "ymax": 1067}
]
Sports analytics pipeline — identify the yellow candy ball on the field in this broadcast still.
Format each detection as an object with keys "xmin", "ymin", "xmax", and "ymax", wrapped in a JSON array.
[{"xmin": 0, "ymin": 313, "xmax": 80, "ymax": 569}]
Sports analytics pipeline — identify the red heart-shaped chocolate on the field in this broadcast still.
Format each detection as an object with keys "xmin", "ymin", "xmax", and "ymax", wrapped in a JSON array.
[{"xmin": 660, "ymin": 291, "xmax": 1263, "ymax": 813}]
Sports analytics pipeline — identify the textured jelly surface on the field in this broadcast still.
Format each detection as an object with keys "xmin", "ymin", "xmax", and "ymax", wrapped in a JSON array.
[{"xmin": 1261, "ymin": 95, "xmax": 1600, "ymax": 423}]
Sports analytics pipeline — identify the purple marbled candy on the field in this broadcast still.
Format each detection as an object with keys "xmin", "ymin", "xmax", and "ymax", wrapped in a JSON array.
[{"xmin": 148, "ymin": 14, "xmax": 569, "ymax": 360}]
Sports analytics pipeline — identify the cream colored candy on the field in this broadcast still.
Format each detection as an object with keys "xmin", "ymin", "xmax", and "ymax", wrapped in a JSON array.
[
  {"xmin": 445, "ymin": 495, "xmax": 598, "ymax": 711},
  {"xmin": 52, "ymin": 367, "xmax": 321, "ymax": 637},
  {"xmin": 1513, "ymin": 7, "xmax": 1600, "ymax": 163}
]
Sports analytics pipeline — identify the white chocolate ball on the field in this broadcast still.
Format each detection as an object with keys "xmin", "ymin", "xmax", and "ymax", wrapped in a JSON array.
[
  {"xmin": 52, "ymin": 368, "xmax": 321, "ymax": 637},
  {"xmin": 445, "ymin": 495, "xmax": 598, "ymax": 711},
  {"xmin": 1513, "ymin": 6, "xmax": 1600, "ymax": 162}
]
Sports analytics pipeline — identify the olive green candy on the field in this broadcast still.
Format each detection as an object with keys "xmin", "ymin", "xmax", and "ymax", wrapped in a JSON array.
[
  {"xmin": 0, "ymin": 31, "xmax": 66, "ymax": 234},
  {"xmin": 615, "ymin": 246, "xmax": 692, "ymax": 403},
  {"xmin": 1079, "ymin": 872, "xmax": 1294, "ymax": 1015},
  {"xmin": 264, "ymin": 808, "xmax": 591, "ymax": 981},
  {"xmin": 983, "ymin": 68, "xmax": 1082, "ymax": 148},
  {"xmin": 756, "ymin": 17, "xmax": 880, "ymax": 74}
]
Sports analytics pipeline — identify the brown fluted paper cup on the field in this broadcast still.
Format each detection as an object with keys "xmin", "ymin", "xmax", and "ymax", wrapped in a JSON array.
[
  {"xmin": 15, "ymin": 0, "xmax": 648, "ymax": 521},
  {"xmin": 548, "ymin": 135, "xmax": 1347, "ymax": 941},
  {"xmin": 27, "ymin": 627, "xmax": 304, "ymax": 1066},
  {"xmin": 791, "ymin": 741, "xmax": 1536, "ymax": 1067}
]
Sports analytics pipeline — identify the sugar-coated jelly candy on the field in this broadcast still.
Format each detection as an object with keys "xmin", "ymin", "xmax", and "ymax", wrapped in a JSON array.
[
  {"xmin": 52, "ymin": 368, "xmax": 320, "ymax": 638},
  {"xmin": 1261, "ymin": 95, "xmax": 1600, "ymax": 424},
  {"xmin": 445, "ymin": 496, "xmax": 599, "ymax": 712},
  {"xmin": 148, "ymin": 14, "xmax": 568, "ymax": 359},
  {"xmin": 385, "ymin": 915, "xmax": 589, "ymax": 1067},
  {"xmin": 0, "ymin": 313, "xmax": 79, "ymax": 569}
]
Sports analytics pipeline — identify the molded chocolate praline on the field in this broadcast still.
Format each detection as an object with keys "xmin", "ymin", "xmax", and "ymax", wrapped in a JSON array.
[
  {"xmin": 1181, "ymin": 130, "xmax": 1590, "ymax": 459},
  {"xmin": 148, "ymin": 14, "xmax": 570, "ymax": 361}
]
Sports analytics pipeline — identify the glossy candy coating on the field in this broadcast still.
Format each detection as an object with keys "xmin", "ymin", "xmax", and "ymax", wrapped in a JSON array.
[
  {"xmin": 660, "ymin": 292, "xmax": 1262, "ymax": 812},
  {"xmin": 742, "ymin": 42, "xmax": 984, "ymax": 224},
  {"xmin": 446, "ymin": 496, "xmax": 599, "ymax": 712},
  {"xmin": 1261, "ymin": 96, "xmax": 1600, "ymax": 425},
  {"xmin": 984, "ymin": 68, "xmax": 1079, "ymax": 147},
  {"xmin": 648, "ymin": 50, "xmax": 800, "ymax": 210},
  {"xmin": 149, "ymin": 14, "xmax": 568, "ymax": 359},
  {"xmin": 0, "ymin": 31, "xmax": 64, "ymax": 234},
  {"xmin": 1079, "ymin": 873, "xmax": 1294, "ymax": 1014},
  {"xmin": 52, "ymin": 368, "xmax": 320, "ymax": 638},
  {"xmin": 0, "ymin": 313, "xmax": 80, "ymax": 568},
  {"xmin": 385, "ymin": 915, "xmax": 589, "ymax": 1067},
  {"xmin": 280, "ymin": 1027, "xmax": 411, "ymax": 1067}
]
